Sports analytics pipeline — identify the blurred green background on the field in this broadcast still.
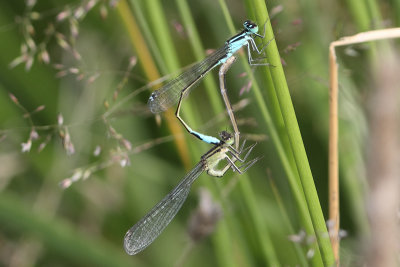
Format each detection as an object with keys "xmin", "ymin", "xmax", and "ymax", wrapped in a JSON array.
[{"xmin": 0, "ymin": 0, "xmax": 398, "ymax": 266}]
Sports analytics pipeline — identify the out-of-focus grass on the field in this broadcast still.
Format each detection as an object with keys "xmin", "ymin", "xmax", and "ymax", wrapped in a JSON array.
[{"xmin": 0, "ymin": 0, "xmax": 397, "ymax": 266}]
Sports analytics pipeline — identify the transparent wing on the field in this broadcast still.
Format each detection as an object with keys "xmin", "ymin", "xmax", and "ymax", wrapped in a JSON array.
[
  {"xmin": 124, "ymin": 162, "xmax": 205, "ymax": 255},
  {"xmin": 148, "ymin": 45, "xmax": 228, "ymax": 114}
]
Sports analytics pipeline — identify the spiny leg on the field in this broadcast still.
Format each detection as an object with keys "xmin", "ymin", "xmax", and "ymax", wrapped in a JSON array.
[
  {"xmin": 254, "ymin": 18, "xmax": 268, "ymax": 39},
  {"xmin": 228, "ymin": 138, "xmax": 247, "ymax": 156},
  {"xmin": 252, "ymin": 18, "xmax": 272, "ymax": 52},
  {"xmin": 238, "ymin": 156, "xmax": 262, "ymax": 172},
  {"xmin": 252, "ymin": 37, "xmax": 275, "ymax": 54},
  {"xmin": 247, "ymin": 38, "xmax": 275, "ymax": 67},
  {"xmin": 228, "ymin": 142, "xmax": 258, "ymax": 163},
  {"xmin": 225, "ymin": 154, "xmax": 261, "ymax": 174},
  {"xmin": 226, "ymin": 137, "xmax": 254, "ymax": 157},
  {"xmin": 247, "ymin": 44, "xmax": 270, "ymax": 67}
]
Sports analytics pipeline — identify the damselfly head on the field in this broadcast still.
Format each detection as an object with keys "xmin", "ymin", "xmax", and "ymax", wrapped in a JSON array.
[
  {"xmin": 243, "ymin": 20, "xmax": 258, "ymax": 34},
  {"xmin": 219, "ymin": 131, "xmax": 233, "ymax": 144}
]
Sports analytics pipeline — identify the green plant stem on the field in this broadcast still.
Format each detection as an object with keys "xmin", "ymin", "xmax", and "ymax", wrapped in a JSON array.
[
  {"xmin": 220, "ymin": 0, "xmax": 325, "ymax": 265},
  {"xmin": 119, "ymin": 0, "xmax": 191, "ymax": 169},
  {"xmin": 249, "ymin": 0, "xmax": 335, "ymax": 266},
  {"xmin": 346, "ymin": 0, "xmax": 371, "ymax": 31},
  {"xmin": 175, "ymin": 0, "xmax": 224, "ymax": 116},
  {"xmin": 269, "ymin": 178, "xmax": 309, "ymax": 266}
]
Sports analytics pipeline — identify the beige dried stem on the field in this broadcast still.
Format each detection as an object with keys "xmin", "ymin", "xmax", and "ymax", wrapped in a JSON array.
[{"xmin": 329, "ymin": 27, "xmax": 400, "ymax": 265}]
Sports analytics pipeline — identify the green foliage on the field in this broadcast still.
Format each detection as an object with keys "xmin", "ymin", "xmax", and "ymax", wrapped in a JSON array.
[{"xmin": 0, "ymin": 0, "xmax": 390, "ymax": 266}]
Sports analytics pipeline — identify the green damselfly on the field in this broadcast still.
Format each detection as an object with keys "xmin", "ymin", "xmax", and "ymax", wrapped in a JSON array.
[{"xmin": 124, "ymin": 131, "xmax": 259, "ymax": 255}]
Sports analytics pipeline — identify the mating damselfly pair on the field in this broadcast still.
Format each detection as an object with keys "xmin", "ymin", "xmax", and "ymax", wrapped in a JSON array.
[
  {"xmin": 124, "ymin": 19, "xmax": 272, "ymax": 255},
  {"xmin": 148, "ymin": 19, "xmax": 272, "ymax": 146}
]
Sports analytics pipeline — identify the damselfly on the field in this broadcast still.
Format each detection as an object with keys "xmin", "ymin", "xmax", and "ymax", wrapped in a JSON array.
[
  {"xmin": 124, "ymin": 131, "xmax": 259, "ymax": 255},
  {"xmin": 148, "ymin": 20, "xmax": 272, "ymax": 145}
]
